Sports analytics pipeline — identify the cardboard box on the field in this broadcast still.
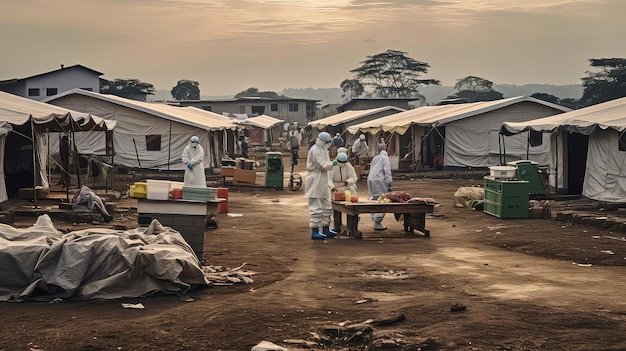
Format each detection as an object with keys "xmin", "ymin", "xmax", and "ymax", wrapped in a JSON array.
[
  {"xmin": 221, "ymin": 166, "xmax": 235, "ymax": 177},
  {"xmin": 233, "ymin": 168, "xmax": 257, "ymax": 184}
]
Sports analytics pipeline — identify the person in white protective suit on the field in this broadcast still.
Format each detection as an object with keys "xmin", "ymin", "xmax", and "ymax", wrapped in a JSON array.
[
  {"xmin": 328, "ymin": 152, "xmax": 358, "ymax": 196},
  {"xmin": 351, "ymin": 134, "xmax": 369, "ymax": 163},
  {"xmin": 305, "ymin": 132, "xmax": 337, "ymax": 240},
  {"xmin": 367, "ymin": 145, "xmax": 392, "ymax": 230},
  {"xmin": 181, "ymin": 136, "xmax": 207, "ymax": 187}
]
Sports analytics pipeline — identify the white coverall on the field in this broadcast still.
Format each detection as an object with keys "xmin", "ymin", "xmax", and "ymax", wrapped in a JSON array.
[
  {"xmin": 367, "ymin": 150, "xmax": 392, "ymax": 224},
  {"xmin": 305, "ymin": 138, "xmax": 334, "ymax": 228},
  {"xmin": 328, "ymin": 162, "xmax": 358, "ymax": 196},
  {"xmin": 181, "ymin": 142, "xmax": 207, "ymax": 187},
  {"xmin": 351, "ymin": 139, "xmax": 369, "ymax": 159}
]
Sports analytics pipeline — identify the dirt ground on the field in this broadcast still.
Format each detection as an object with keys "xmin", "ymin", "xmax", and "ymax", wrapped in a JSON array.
[{"xmin": 2, "ymin": 161, "xmax": 626, "ymax": 350}]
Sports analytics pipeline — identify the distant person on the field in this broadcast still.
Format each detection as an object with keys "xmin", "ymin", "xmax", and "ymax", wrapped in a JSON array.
[
  {"xmin": 240, "ymin": 136, "xmax": 249, "ymax": 159},
  {"xmin": 305, "ymin": 132, "xmax": 336, "ymax": 240},
  {"xmin": 181, "ymin": 136, "xmax": 207, "ymax": 187},
  {"xmin": 290, "ymin": 131, "xmax": 300, "ymax": 165},
  {"xmin": 367, "ymin": 144, "xmax": 392, "ymax": 230},
  {"xmin": 351, "ymin": 134, "xmax": 369, "ymax": 163},
  {"xmin": 331, "ymin": 133, "xmax": 344, "ymax": 148}
]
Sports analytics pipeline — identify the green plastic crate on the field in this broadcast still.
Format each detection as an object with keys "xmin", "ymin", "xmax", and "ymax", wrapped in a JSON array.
[{"xmin": 483, "ymin": 177, "xmax": 530, "ymax": 218}]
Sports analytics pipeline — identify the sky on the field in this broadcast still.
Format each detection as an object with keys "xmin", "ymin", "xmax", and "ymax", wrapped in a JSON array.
[{"xmin": 2, "ymin": 0, "xmax": 626, "ymax": 96}]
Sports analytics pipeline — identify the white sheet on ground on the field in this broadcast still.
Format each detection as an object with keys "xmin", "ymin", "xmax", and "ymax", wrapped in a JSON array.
[{"xmin": 0, "ymin": 215, "xmax": 208, "ymax": 302}]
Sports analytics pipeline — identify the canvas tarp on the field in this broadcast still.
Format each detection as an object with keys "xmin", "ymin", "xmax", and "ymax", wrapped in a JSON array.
[
  {"xmin": 233, "ymin": 114, "xmax": 283, "ymax": 145},
  {"xmin": 0, "ymin": 215, "xmax": 208, "ymax": 301},
  {"xmin": 0, "ymin": 92, "xmax": 115, "ymax": 203},
  {"xmin": 309, "ymin": 106, "xmax": 405, "ymax": 130},
  {"xmin": 501, "ymin": 96, "xmax": 626, "ymax": 202},
  {"xmin": 43, "ymin": 89, "xmax": 239, "ymax": 170},
  {"xmin": 347, "ymin": 96, "xmax": 568, "ymax": 169}
]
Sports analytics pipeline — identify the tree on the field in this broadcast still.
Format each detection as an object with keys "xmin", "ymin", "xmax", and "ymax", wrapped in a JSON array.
[
  {"xmin": 530, "ymin": 92, "xmax": 560, "ymax": 104},
  {"xmin": 234, "ymin": 87, "xmax": 282, "ymax": 99},
  {"xmin": 100, "ymin": 78, "xmax": 155, "ymax": 100},
  {"xmin": 171, "ymin": 79, "xmax": 200, "ymax": 100},
  {"xmin": 580, "ymin": 58, "xmax": 626, "ymax": 106},
  {"xmin": 339, "ymin": 79, "xmax": 364, "ymax": 101},
  {"xmin": 453, "ymin": 76, "xmax": 503, "ymax": 102},
  {"xmin": 349, "ymin": 49, "xmax": 440, "ymax": 98}
]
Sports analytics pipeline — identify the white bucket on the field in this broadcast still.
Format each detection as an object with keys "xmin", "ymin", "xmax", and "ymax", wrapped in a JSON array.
[{"xmin": 489, "ymin": 166, "xmax": 516, "ymax": 179}]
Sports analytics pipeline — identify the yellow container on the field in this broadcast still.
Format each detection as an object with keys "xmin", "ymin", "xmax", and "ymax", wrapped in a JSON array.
[{"xmin": 129, "ymin": 182, "xmax": 148, "ymax": 199}]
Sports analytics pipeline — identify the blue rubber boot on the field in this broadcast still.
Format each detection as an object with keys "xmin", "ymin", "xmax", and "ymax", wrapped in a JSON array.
[
  {"xmin": 311, "ymin": 228, "xmax": 327, "ymax": 240},
  {"xmin": 322, "ymin": 226, "xmax": 337, "ymax": 238}
]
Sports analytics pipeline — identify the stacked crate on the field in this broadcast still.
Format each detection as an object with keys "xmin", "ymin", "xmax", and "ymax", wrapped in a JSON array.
[{"xmin": 483, "ymin": 177, "xmax": 530, "ymax": 218}]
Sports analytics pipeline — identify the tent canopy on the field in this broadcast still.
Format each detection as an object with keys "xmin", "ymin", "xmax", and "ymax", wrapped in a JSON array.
[
  {"xmin": 43, "ymin": 89, "xmax": 237, "ymax": 132},
  {"xmin": 500, "ymin": 96, "xmax": 626, "ymax": 136},
  {"xmin": 309, "ymin": 106, "xmax": 405, "ymax": 130},
  {"xmin": 348, "ymin": 96, "xmax": 570, "ymax": 135},
  {"xmin": 233, "ymin": 114, "xmax": 283, "ymax": 129},
  {"xmin": 0, "ymin": 91, "xmax": 115, "ymax": 132}
]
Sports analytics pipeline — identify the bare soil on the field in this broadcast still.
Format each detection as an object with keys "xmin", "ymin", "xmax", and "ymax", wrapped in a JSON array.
[{"xmin": 2, "ymin": 165, "xmax": 626, "ymax": 351}]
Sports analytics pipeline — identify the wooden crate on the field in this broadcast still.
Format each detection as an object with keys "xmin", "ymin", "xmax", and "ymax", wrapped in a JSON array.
[{"xmin": 233, "ymin": 168, "xmax": 257, "ymax": 185}]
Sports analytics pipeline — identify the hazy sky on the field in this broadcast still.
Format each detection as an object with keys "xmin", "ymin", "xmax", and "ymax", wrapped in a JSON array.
[{"xmin": 2, "ymin": 0, "xmax": 625, "ymax": 96}]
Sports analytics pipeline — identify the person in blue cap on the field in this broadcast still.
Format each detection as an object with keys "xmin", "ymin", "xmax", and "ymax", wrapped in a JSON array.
[
  {"xmin": 181, "ymin": 136, "xmax": 207, "ymax": 187},
  {"xmin": 305, "ymin": 132, "xmax": 337, "ymax": 240},
  {"xmin": 328, "ymin": 152, "xmax": 358, "ymax": 196}
]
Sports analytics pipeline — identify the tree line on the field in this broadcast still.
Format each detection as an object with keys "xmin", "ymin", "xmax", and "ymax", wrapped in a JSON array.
[{"xmin": 100, "ymin": 50, "xmax": 626, "ymax": 109}]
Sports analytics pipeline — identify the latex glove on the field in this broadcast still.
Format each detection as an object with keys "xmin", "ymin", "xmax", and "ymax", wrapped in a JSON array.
[
  {"xmin": 342, "ymin": 181, "xmax": 348, "ymax": 186},
  {"xmin": 187, "ymin": 163, "xmax": 194, "ymax": 170},
  {"xmin": 331, "ymin": 187, "xmax": 337, "ymax": 192},
  {"xmin": 332, "ymin": 160, "xmax": 338, "ymax": 166},
  {"xmin": 387, "ymin": 184, "xmax": 392, "ymax": 192}
]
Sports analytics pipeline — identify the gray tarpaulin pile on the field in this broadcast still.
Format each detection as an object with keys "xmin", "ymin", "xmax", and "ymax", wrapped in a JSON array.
[{"xmin": 0, "ymin": 215, "xmax": 209, "ymax": 302}]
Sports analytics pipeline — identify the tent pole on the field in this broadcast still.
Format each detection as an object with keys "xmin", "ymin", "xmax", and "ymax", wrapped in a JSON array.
[
  {"xmin": 30, "ymin": 118, "xmax": 38, "ymax": 208},
  {"xmin": 167, "ymin": 120, "xmax": 172, "ymax": 180},
  {"xmin": 70, "ymin": 127, "xmax": 83, "ymax": 188},
  {"xmin": 526, "ymin": 130, "xmax": 530, "ymax": 160}
]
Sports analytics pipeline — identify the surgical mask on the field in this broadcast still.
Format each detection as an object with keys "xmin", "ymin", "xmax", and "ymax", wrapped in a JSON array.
[
  {"xmin": 192, "ymin": 142, "xmax": 198, "ymax": 148},
  {"xmin": 338, "ymin": 162, "xmax": 346, "ymax": 168},
  {"xmin": 324, "ymin": 142, "xmax": 331, "ymax": 150}
]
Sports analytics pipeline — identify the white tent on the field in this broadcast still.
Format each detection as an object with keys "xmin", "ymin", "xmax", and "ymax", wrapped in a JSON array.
[
  {"xmin": 309, "ymin": 106, "xmax": 405, "ymax": 152},
  {"xmin": 501, "ymin": 96, "xmax": 626, "ymax": 202},
  {"xmin": 233, "ymin": 114, "xmax": 284, "ymax": 145},
  {"xmin": 348, "ymin": 96, "xmax": 570, "ymax": 170},
  {"xmin": 43, "ymin": 89, "xmax": 238, "ymax": 171},
  {"xmin": 0, "ymin": 91, "xmax": 114, "ymax": 203}
]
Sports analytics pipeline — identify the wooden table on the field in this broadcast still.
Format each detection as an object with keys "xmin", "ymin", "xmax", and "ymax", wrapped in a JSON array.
[{"xmin": 332, "ymin": 201, "xmax": 434, "ymax": 239}]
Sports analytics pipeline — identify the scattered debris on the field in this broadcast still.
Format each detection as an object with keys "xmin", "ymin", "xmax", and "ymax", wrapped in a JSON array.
[
  {"xmin": 202, "ymin": 263, "xmax": 255, "ymax": 285},
  {"xmin": 450, "ymin": 303, "xmax": 467, "ymax": 312},
  {"xmin": 602, "ymin": 235, "xmax": 626, "ymax": 242},
  {"xmin": 358, "ymin": 269, "xmax": 410, "ymax": 280},
  {"xmin": 121, "ymin": 303, "xmax": 145, "ymax": 309},
  {"xmin": 601, "ymin": 250, "xmax": 615, "ymax": 255},
  {"xmin": 251, "ymin": 340, "xmax": 288, "ymax": 351},
  {"xmin": 227, "ymin": 213, "xmax": 243, "ymax": 217}
]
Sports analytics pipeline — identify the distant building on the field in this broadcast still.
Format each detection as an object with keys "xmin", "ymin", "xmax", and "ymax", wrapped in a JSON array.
[
  {"xmin": 172, "ymin": 96, "xmax": 319, "ymax": 125},
  {"xmin": 0, "ymin": 64, "xmax": 102, "ymax": 101},
  {"xmin": 336, "ymin": 97, "xmax": 425, "ymax": 113}
]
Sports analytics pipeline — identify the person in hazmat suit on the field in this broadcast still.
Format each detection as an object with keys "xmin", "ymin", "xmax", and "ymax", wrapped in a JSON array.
[
  {"xmin": 367, "ymin": 143, "xmax": 392, "ymax": 230},
  {"xmin": 181, "ymin": 136, "xmax": 207, "ymax": 187},
  {"xmin": 305, "ymin": 131, "xmax": 337, "ymax": 240},
  {"xmin": 351, "ymin": 134, "xmax": 369, "ymax": 164},
  {"xmin": 328, "ymin": 152, "xmax": 357, "ymax": 196}
]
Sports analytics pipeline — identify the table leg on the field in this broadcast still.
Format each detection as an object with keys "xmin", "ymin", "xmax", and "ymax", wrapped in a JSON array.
[
  {"xmin": 403, "ymin": 213, "xmax": 430, "ymax": 237},
  {"xmin": 346, "ymin": 214, "xmax": 362, "ymax": 239},
  {"xmin": 333, "ymin": 209, "xmax": 343, "ymax": 234}
]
